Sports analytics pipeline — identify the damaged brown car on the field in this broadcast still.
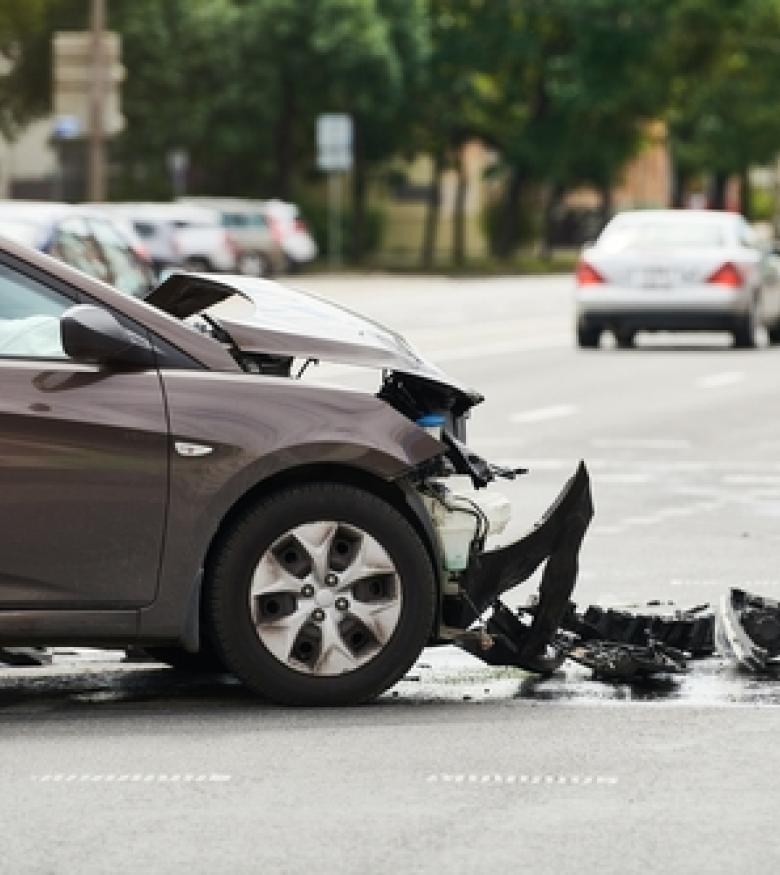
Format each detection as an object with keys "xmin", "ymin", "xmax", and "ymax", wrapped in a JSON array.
[{"xmin": 0, "ymin": 239, "xmax": 593, "ymax": 705}]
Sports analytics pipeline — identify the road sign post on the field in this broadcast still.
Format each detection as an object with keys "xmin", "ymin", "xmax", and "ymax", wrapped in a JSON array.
[
  {"xmin": 88, "ymin": 0, "xmax": 106, "ymax": 202},
  {"xmin": 316, "ymin": 113, "xmax": 353, "ymax": 267}
]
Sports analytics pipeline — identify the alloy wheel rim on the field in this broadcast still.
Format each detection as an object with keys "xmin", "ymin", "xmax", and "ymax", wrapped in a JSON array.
[{"xmin": 249, "ymin": 521, "xmax": 403, "ymax": 676}]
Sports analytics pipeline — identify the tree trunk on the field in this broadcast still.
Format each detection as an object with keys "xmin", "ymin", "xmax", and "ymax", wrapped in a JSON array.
[
  {"xmin": 740, "ymin": 166, "xmax": 751, "ymax": 219},
  {"xmin": 274, "ymin": 76, "xmax": 295, "ymax": 198},
  {"xmin": 710, "ymin": 172, "xmax": 728, "ymax": 210},
  {"xmin": 351, "ymin": 121, "xmax": 367, "ymax": 264},
  {"xmin": 420, "ymin": 150, "xmax": 444, "ymax": 269},
  {"xmin": 495, "ymin": 167, "xmax": 522, "ymax": 259},
  {"xmin": 452, "ymin": 148, "xmax": 467, "ymax": 267},
  {"xmin": 671, "ymin": 164, "xmax": 687, "ymax": 209},
  {"xmin": 539, "ymin": 183, "xmax": 563, "ymax": 259},
  {"xmin": 599, "ymin": 182, "xmax": 613, "ymax": 230}
]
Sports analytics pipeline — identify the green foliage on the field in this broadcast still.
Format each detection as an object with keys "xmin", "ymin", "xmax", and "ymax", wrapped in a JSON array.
[
  {"xmin": 0, "ymin": 0, "xmax": 57, "ymax": 133},
  {"xmin": 5, "ymin": 0, "xmax": 780, "ymax": 257},
  {"xmin": 297, "ymin": 191, "xmax": 385, "ymax": 258},
  {"xmin": 751, "ymin": 186, "xmax": 775, "ymax": 222},
  {"xmin": 667, "ymin": 0, "xmax": 780, "ymax": 181}
]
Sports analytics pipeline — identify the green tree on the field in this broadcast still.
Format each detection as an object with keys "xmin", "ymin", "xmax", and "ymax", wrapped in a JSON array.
[
  {"xmin": 417, "ymin": 0, "xmax": 482, "ymax": 267},
  {"xmin": 110, "ymin": 0, "xmax": 248, "ymax": 198},
  {"xmin": 466, "ymin": 0, "xmax": 680, "ymax": 257},
  {"xmin": 666, "ymin": 0, "xmax": 780, "ymax": 212},
  {"xmin": 0, "ymin": 0, "xmax": 60, "ymax": 134}
]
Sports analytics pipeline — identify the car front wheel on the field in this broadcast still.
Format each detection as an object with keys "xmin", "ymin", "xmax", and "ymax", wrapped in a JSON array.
[{"xmin": 206, "ymin": 484, "xmax": 437, "ymax": 706}]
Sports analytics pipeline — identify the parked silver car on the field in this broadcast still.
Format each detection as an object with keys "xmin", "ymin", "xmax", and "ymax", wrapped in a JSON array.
[
  {"xmin": 179, "ymin": 196, "xmax": 287, "ymax": 277},
  {"xmin": 575, "ymin": 209, "xmax": 780, "ymax": 348},
  {"xmin": 91, "ymin": 202, "xmax": 238, "ymax": 275}
]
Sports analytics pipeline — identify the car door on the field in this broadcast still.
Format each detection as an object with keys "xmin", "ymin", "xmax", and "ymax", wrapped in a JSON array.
[{"xmin": 0, "ymin": 256, "xmax": 169, "ymax": 608}]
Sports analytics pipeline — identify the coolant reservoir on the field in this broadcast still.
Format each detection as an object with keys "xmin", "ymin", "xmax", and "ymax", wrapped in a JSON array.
[
  {"xmin": 420, "ymin": 477, "xmax": 512, "ymax": 572},
  {"xmin": 415, "ymin": 413, "xmax": 446, "ymax": 440}
]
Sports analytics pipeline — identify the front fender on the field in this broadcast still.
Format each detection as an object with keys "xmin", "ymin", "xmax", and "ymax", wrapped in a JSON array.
[{"xmin": 140, "ymin": 371, "xmax": 443, "ymax": 637}]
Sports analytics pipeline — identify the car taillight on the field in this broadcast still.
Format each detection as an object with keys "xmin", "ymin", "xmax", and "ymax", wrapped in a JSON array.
[
  {"xmin": 576, "ymin": 261, "xmax": 604, "ymax": 285},
  {"xmin": 706, "ymin": 262, "xmax": 743, "ymax": 287},
  {"xmin": 131, "ymin": 242, "xmax": 152, "ymax": 264}
]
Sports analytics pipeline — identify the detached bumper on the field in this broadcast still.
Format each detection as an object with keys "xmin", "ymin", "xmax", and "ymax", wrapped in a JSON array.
[
  {"xmin": 450, "ymin": 462, "xmax": 594, "ymax": 673},
  {"xmin": 715, "ymin": 588, "xmax": 780, "ymax": 671}
]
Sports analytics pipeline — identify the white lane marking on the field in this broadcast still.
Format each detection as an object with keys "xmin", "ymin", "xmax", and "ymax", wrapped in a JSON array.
[
  {"xmin": 622, "ymin": 515, "xmax": 660, "ymax": 526},
  {"xmin": 591, "ymin": 497, "xmax": 727, "ymax": 536},
  {"xmin": 670, "ymin": 578, "xmax": 780, "ymax": 588},
  {"xmin": 657, "ymin": 506, "xmax": 696, "ymax": 517},
  {"xmin": 722, "ymin": 474, "xmax": 780, "ymax": 486},
  {"xmin": 592, "ymin": 438, "xmax": 691, "ymax": 451},
  {"xmin": 598, "ymin": 472, "xmax": 655, "ymax": 485},
  {"xmin": 696, "ymin": 370, "xmax": 745, "ymax": 389},
  {"xmin": 509, "ymin": 404, "xmax": 578, "ymax": 425},
  {"xmin": 487, "ymin": 458, "xmax": 780, "ymax": 473},
  {"xmin": 426, "ymin": 773, "xmax": 618, "ymax": 786},
  {"xmin": 428, "ymin": 333, "xmax": 570, "ymax": 363},
  {"xmin": 31, "ymin": 773, "xmax": 231, "ymax": 783}
]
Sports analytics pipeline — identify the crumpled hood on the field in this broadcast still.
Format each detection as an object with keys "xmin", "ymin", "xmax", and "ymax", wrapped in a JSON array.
[{"xmin": 146, "ymin": 272, "xmax": 482, "ymax": 408}]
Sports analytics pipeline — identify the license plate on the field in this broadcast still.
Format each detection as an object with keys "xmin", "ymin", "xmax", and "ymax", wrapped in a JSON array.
[{"xmin": 633, "ymin": 268, "xmax": 677, "ymax": 289}]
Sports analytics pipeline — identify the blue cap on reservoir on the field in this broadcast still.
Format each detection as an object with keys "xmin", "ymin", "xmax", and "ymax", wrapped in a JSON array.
[{"xmin": 416, "ymin": 414, "xmax": 446, "ymax": 427}]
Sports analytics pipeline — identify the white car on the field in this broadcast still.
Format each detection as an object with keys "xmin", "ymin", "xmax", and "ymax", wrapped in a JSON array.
[
  {"xmin": 260, "ymin": 199, "xmax": 318, "ymax": 269},
  {"xmin": 89, "ymin": 202, "xmax": 238, "ymax": 275},
  {"xmin": 575, "ymin": 209, "xmax": 780, "ymax": 348}
]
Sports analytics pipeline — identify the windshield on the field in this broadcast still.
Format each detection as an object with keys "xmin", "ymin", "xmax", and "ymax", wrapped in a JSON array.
[{"xmin": 599, "ymin": 221, "xmax": 728, "ymax": 252}]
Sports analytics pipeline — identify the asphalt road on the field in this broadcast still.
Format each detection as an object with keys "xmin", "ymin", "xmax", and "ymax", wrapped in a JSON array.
[{"xmin": 3, "ymin": 273, "xmax": 780, "ymax": 874}]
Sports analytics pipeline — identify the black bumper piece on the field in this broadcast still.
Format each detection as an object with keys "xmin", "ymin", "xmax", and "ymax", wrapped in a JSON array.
[{"xmin": 454, "ymin": 462, "xmax": 594, "ymax": 673}]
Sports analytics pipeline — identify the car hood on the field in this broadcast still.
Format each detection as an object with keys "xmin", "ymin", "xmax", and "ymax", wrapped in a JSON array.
[{"xmin": 146, "ymin": 273, "xmax": 482, "ymax": 408}]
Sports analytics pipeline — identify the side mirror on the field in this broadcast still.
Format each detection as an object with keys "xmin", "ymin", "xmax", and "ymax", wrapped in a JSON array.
[{"xmin": 61, "ymin": 304, "xmax": 155, "ymax": 369}]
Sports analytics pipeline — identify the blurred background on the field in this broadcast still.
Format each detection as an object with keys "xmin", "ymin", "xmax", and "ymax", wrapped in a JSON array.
[{"xmin": 2, "ymin": 0, "xmax": 780, "ymax": 273}]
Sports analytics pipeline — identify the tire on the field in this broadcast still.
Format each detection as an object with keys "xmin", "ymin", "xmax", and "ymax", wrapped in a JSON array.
[
  {"xmin": 733, "ymin": 309, "xmax": 757, "ymax": 349},
  {"xmin": 768, "ymin": 322, "xmax": 780, "ymax": 345},
  {"xmin": 576, "ymin": 321, "xmax": 600, "ymax": 348},
  {"xmin": 615, "ymin": 328, "xmax": 635, "ymax": 349},
  {"xmin": 143, "ymin": 645, "xmax": 228, "ymax": 674},
  {"xmin": 238, "ymin": 251, "xmax": 271, "ymax": 278},
  {"xmin": 205, "ymin": 484, "xmax": 437, "ymax": 706},
  {"xmin": 183, "ymin": 256, "xmax": 211, "ymax": 272}
]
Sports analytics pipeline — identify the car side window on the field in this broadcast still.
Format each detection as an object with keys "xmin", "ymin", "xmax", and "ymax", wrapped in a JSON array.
[
  {"xmin": 133, "ymin": 221, "xmax": 156, "ymax": 239},
  {"xmin": 738, "ymin": 220, "xmax": 758, "ymax": 249},
  {"xmin": 0, "ymin": 263, "xmax": 76, "ymax": 360}
]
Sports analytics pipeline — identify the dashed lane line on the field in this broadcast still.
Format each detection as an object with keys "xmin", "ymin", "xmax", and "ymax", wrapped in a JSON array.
[
  {"xmin": 591, "ymin": 438, "xmax": 691, "ymax": 451},
  {"xmin": 509, "ymin": 404, "xmax": 579, "ymax": 425},
  {"xmin": 426, "ymin": 773, "xmax": 618, "ymax": 786},
  {"xmin": 696, "ymin": 370, "xmax": 745, "ymax": 389}
]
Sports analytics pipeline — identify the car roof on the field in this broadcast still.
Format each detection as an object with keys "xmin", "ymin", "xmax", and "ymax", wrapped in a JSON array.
[
  {"xmin": 608, "ymin": 209, "xmax": 740, "ymax": 226},
  {"xmin": 0, "ymin": 201, "xmax": 75, "ymax": 222},
  {"xmin": 86, "ymin": 202, "xmax": 221, "ymax": 223},
  {"xmin": 180, "ymin": 197, "xmax": 261, "ymax": 211}
]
